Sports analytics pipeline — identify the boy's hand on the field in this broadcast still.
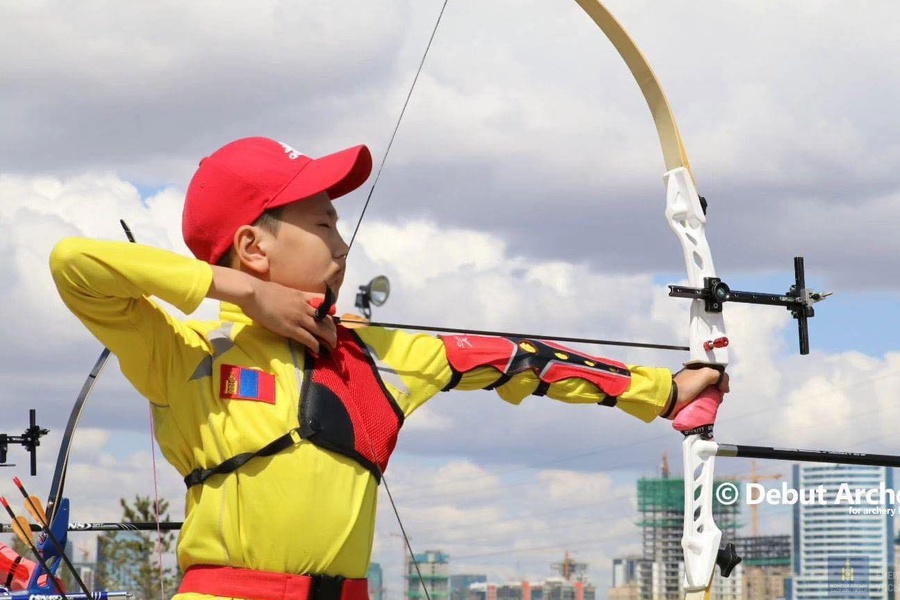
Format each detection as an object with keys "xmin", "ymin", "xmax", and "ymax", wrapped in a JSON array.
[
  {"xmin": 208, "ymin": 266, "xmax": 337, "ymax": 353},
  {"xmin": 667, "ymin": 367, "xmax": 730, "ymax": 419},
  {"xmin": 245, "ymin": 280, "xmax": 338, "ymax": 353},
  {"xmin": 674, "ymin": 367, "xmax": 730, "ymax": 399}
]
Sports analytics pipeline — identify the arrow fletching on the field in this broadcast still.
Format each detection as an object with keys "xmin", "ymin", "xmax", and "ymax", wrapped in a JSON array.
[
  {"xmin": 12, "ymin": 515, "xmax": 35, "ymax": 546},
  {"xmin": 13, "ymin": 476, "xmax": 94, "ymax": 599},
  {"xmin": 15, "ymin": 475, "xmax": 49, "ymax": 525},
  {"xmin": 25, "ymin": 495, "xmax": 48, "ymax": 524}
]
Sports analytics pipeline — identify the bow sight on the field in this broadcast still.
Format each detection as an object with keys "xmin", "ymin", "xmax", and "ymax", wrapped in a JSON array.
[
  {"xmin": 669, "ymin": 256, "xmax": 831, "ymax": 355},
  {"xmin": 0, "ymin": 409, "xmax": 47, "ymax": 476}
]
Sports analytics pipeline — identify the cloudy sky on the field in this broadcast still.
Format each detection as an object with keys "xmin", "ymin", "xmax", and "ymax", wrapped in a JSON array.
[{"xmin": 1, "ymin": 0, "xmax": 899, "ymax": 595}]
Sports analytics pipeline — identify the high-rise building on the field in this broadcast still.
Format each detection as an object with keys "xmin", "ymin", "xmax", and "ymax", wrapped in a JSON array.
[
  {"xmin": 792, "ymin": 464, "xmax": 895, "ymax": 599},
  {"xmin": 733, "ymin": 535, "xmax": 790, "ymax": 600},
  {"xmin": 368, "ymin": 562, "xmax": 384, "ymax": 600},
  {"xmin": 406, "ymin": 550, "xmax": 450, "ymax": 600},
  {"xmin": 611, "ymin": 556, "xmax": 646, "ymax": 588},
  {"xmin": 609, "ymin": 556, "xmax": 648, "ymax": 600}
]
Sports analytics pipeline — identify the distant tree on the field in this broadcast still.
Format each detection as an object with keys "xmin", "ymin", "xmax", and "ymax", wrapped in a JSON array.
[
  {"xmin": 9, "ymin": 534, "xmax": 30, "ymax": 558},
  {"xmin": 96, "ymin": 496, "xmax": 180, "ymax": 600}
]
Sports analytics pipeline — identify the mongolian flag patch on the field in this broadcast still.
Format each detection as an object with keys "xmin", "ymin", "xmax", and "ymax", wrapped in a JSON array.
[{"xmin": 219, "ymin": 365, "xmax": 276, "ymax": 404}]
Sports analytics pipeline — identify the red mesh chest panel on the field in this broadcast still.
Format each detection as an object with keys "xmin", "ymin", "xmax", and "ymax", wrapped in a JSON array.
[{"xmin": 299, "ymin": 327, "xmax": 404, "ymax": 481}]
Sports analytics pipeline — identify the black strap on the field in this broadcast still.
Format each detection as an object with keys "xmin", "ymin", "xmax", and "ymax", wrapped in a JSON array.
[
  {"xmin": 311, "ymin": 574, "xmax": 346, "ymax": 600},
  {"xmin": 532, "ymin": 381, "xmax": 551, "ymax": 397},
  {"xmin": 441, "ymin": 369, "xmax": 463, "ymax": 392},
  {"xmin": 443, "ymin": 370, "xmax": 515, "ymax": 392},
  {"xmin": 183, "ymin": 429, "xmax": 302, "ymax": 488},
  {"xmin": 659, "ymin": 379, "xmax": 679, "ymax": 418},
  {"xmin": 483, "ymin": 373, "xmax": 512, "ymax": 391},
  {"xmin": 5, "ymin": 555, "xmax": 22, "ymax": 588},
  {"xmin": 598, "ymin": 395, "xmax": 618, "ymax": 407}
]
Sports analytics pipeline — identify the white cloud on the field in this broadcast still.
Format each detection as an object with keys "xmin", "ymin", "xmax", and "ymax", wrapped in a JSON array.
[{"xmin": 777, "ymin": 352, "xmax": 900, "ymax": 450}]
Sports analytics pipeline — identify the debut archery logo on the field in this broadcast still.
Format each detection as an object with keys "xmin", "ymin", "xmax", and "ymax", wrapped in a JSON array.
[{"xmin": 715, "ymin": 481, "xmax": 900, "ymax": 516}]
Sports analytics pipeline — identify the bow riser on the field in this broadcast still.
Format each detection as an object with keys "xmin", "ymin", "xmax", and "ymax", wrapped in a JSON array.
[
  {"xmin": 666, "ymin": 166, "xmax": 729, "ymax": 597},
  {"xmin": 681, "ymin": 436, "xmax": 722, "ymax": 594},
  {"xmin": 664, "ymin": 167, "xmax": 728, "ymax": 367},
  {"xmin": 664, "ymin": 141, "xmax": 731, "ymax": 600}
]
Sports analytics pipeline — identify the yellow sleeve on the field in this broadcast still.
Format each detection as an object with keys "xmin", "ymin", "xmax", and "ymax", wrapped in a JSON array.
[
  {"xmin": 353, "ymin": 327, "xmax": 452, "ymax": 416},
  {"xmin": 49, "ymin": 238, "xmax": 214, "ymax": 406},
  {"xmin": 355, "ymin": 327, "xmax": 672, "ymax": 423},
  {"xmin": 487, "ymin": 364, "xmax": 672, "ymax": 423}
]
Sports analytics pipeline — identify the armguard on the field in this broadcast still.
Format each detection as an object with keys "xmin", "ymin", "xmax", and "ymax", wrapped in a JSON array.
[{"xmin": 439, "ymin": 334, "xmax": 631, "ymax": 400}]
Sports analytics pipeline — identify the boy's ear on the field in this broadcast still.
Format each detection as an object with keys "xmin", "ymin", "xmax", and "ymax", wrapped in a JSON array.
[{"xmin": 232, "ymin": 225, "xmax": 271, "ymax": 275}]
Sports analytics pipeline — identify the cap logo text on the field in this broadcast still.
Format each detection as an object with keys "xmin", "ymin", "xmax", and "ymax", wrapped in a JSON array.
[{"xmin": 277, "ymin": 141, "xmax": 305, "ymax": 160}]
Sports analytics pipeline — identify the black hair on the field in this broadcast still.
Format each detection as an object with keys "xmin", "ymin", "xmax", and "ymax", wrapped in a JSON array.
[{"xmin": 216, "ymin": 206, "xmax": 285, "ymax": 267}]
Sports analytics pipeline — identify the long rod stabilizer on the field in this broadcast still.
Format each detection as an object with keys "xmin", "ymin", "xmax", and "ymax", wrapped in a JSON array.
[{"xmin": 718, "ymin": 443, "xmax": 900, "ymax": 468}]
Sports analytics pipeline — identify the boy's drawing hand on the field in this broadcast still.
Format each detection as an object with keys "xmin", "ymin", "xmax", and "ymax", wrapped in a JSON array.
[
  {"xmin": 245, "ymin": 280, "xmax": 338, "ymax": 353},
  {"xmin": 208, "ymin": 266, "xmax": 337, "ymax": 353}
]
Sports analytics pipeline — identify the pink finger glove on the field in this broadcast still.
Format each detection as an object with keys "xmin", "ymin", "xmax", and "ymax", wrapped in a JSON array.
[{"xmin": 672, "ymin": 386, "xmax": 723, "ymax": 433}]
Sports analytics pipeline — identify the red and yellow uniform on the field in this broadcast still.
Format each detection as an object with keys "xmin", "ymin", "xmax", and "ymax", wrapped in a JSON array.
[{"xmin": 50, "ymin": 238, "xmax": 672, "ymax": 598}]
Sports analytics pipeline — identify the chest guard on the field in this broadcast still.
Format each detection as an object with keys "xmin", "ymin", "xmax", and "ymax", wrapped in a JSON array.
[
  {"xmin": 299, "ymin": 327, "xmax": 405, "ymax": 482},
  {"xmin": 183, "ymin": 327, "xmax": 404, "ymax": 488}
]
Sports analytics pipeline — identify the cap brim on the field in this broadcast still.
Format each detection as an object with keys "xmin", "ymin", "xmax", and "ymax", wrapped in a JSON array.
[{"xmin": 270, "ymin": 144, "xmax": 373, "ymax": 208}]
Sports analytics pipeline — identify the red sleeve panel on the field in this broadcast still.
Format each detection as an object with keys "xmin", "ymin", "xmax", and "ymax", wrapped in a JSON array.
[{"xmin": 439, "ymin": 335, "xmax": 631, "ymax": 398}]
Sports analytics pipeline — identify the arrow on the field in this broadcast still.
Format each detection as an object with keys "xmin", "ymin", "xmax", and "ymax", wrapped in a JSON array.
[
  {"xmin": 0, "ymin": 497, "xmax": 67, "ymax": 600},
  {"xmin": 12, "ymin": 478, "xmax": 93, "ymax": 599},
  {"xmin": 334, "ymin": 316, "xmax": 689, "ymax": 352},
  {"xmin": 0, "ymin": 593, "xmax": 132, "ymax": 600},
  {"xmin": 0, "ymin": 521, "xmax": 182, "ymax": 534}
]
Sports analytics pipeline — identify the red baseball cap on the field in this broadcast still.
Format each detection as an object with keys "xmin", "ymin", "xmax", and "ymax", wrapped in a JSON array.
[{"xmin": 182, "ymin": 136, "xmax": 373, "ymax": 264}]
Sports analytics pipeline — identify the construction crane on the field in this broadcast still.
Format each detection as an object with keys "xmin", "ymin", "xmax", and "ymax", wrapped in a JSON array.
[
  {"xmin": 551, "ymin": 551, "xmax": 588, "ymax": 582},
  {"xmin": 730, "ymin": 460, "xmax": 783, "ymax": 536}
]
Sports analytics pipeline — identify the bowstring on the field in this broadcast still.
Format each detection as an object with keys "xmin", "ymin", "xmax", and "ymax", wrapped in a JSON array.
[
  {"xmin": 148, "ymin": 408, "xmax": 166, "ymax": 600},
  {"xmin": 121, "ymin": 220, "xmax": 166, "ymax": 600},
  {"xmin": 346, "ymin": 0, "xmax": 452, "ymax": 254},
  {"xmin": 341, "ymin": 1, "xmax": 453, "ymax": 598}
]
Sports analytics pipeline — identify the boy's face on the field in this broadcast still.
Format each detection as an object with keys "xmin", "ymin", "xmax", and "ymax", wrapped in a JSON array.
[{"xmin": 262, "ymin": 192, "xmax": 349, "ymax": 296}]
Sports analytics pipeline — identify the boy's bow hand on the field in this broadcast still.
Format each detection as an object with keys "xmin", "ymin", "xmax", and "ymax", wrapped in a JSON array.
[
  {"xmin": 675, "ymin": 366, "xmax": 730, "ymax": 399},
  {"xmin": 666, "ymin": 366, "xmax": 730, "ymax": 419},
  {"xmin": 244, "ymin": 280, "xmax": 338, "ymax": 354}
]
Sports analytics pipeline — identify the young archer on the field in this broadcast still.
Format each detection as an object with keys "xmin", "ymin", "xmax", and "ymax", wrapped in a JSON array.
[{"xmin": 49, "ymin": 137, "xmax": 728, "ymax": 600}]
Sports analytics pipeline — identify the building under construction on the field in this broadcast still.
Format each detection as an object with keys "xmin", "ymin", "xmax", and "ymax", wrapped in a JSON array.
[
  {"xmin": 635, "ymin": 472, "xmax": 741, "ymax": 599},
  {"xmin": 406, "ymin": 550, "xmax": 450, "ymax": 600}
]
